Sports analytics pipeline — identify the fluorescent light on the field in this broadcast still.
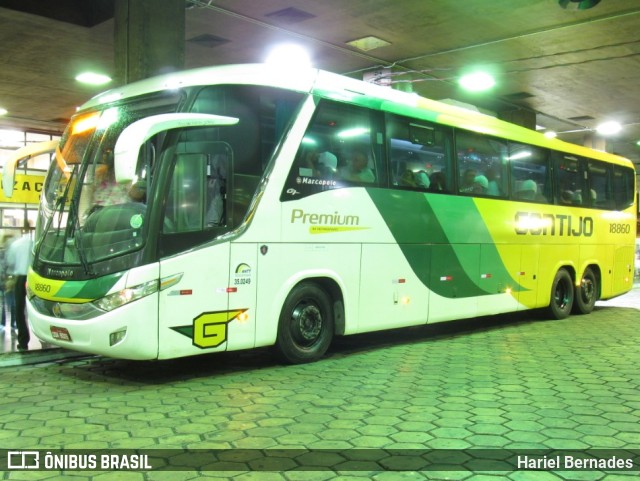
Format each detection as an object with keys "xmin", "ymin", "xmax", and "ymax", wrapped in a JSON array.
[
  {"xmin": 459, "ymin": 72, "xmax": 495, "ymax": 92},
  {"xmin": 596, "ymin": 121, "xmax": 622, "ymax": 136},
  {"xmin": 265, "ymin": 44, "xmax": 311, "ymax": 68},
  {"xmin": 544, "ymin": 131, "xmax": 557, "ymax": 139},
  {"xmin": 75, "ymin": 72, "xmax": 112, "ymax": 86}
]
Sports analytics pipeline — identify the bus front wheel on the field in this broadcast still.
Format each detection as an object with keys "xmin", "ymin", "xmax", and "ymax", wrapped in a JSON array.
[
  {"xmin": 573, "ymin": 267, "xmax": 598, "ymax": 314},
  {"xmin": 547, "ymin": 268, "xmax": 574, "ymax": 320},
  {"xmin": 276, "ymin": 282, "xmax": 334, "ymax": 364}
]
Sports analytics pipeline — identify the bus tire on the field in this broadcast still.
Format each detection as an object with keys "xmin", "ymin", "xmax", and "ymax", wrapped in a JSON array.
[
  {"xmin": 546, "ymin": 268, "xmax": 574, "ymax": 320},
  {"xmin": 573, "ymin": 267, "xmax": 598, "ymax": 314},
  {"xmin": 276, "ymin": 282, "xmax": 334, "ymax": 364}
]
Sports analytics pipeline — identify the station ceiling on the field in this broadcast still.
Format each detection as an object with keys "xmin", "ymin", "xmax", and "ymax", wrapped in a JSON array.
[{"xmin": 1, "ymin": 0, "xmax": 639, "ymax": 168}]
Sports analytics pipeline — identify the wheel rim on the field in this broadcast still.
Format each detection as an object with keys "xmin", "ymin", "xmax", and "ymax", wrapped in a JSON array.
[
  {"xmin": 580, "ymin": 276, "xmax": 595, "ymax": 305},
  {"xmin": 554, "ymin": 279, "xmax": 571, "ymax": 310},
  {"xmin": 291, "ymin": 300, "xmax": 323, "ymax": 347}
]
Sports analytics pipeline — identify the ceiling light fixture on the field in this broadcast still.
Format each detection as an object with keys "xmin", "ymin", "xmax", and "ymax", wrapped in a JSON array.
[
  {"xmin": 75, "ymin": 72, "xmax": 112, "ymax": 86},
  {"xmin": 459, "ymin": 72, "xmax": 496, "ymax": 92},
  {"xmin": 265, "ymin": 44, "xmax": 312, "ymax": 68},
  {"xmin": 0, "ymin": 107, "xmax": 7, "ymax": 116},
  {"xmin": 596, "ymin": 121, "xmax": 622, "ymax": 136}
]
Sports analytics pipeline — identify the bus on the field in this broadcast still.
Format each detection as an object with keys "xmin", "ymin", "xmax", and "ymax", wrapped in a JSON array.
[{"xmin": 4, "ymin": 63, "xmax": 636, "ymax": 363}]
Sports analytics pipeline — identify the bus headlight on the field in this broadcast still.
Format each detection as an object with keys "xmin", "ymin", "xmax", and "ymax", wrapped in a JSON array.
[{"xmin": 94, "ymin": 280, "xmax": 158, "ymax": 312}]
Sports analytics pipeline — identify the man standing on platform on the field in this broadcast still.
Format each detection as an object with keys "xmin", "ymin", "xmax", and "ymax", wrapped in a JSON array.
[{"xmin": 7, "ymin": 230, "xmax": 33, "ymax": 351}]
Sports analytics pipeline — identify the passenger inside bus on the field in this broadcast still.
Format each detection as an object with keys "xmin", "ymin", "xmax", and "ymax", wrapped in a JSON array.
[
  {"xmin": 429, "ymin": 171, "xmax": 447, "ymax": 191},
  {"xmin": 298, "ymin": 148, "xmax": 318, "ymax": 177},
  {"xmin": 485, "ymin": 167, "xmax": 502, "ymax": 196},
  {"xmin": 459, "ymin": 168, "xmax": 477, "ymax": 193},
  {"xmin": 516, "ymin": 179, "xmax": 537, "ymax": 200},
  {"xmin": 317, "ymin": 151, "xmax": 338, "ymax": 177},
  {"xmin": 472, "ymin": 175, "xmax": 489, "ymax": 194},
  {"xmin": 298, "ymin": 148, "xmax": 337, "ymax": 178},
  {"xmin": 398, "ymin": 169, "xmax": 418, "ymax": 187},
  {"xmin": 338, "ymin": 149, "xmax": 375, "ymax": 183}
]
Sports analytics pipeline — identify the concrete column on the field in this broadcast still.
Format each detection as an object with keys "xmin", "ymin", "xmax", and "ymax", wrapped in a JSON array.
[
  {"xmin": 497, "ymin": 109, "xmax": 536, "ymax": 130},
  {"xmin": 114, "ymin": 0, "xmax": 185, "ymax": 85},
  {"xmin": 582, "ymin": 132, "xmax": 606, "ymax": 151}
]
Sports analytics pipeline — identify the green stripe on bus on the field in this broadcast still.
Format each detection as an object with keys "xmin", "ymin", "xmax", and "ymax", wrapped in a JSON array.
[
  {"xmin": 367, "ymin": 189, "xmax": 524, "ymax": 298},
  {"xmin": 55, "ymin": 272, "xmax": 125, "ymax": 301}
]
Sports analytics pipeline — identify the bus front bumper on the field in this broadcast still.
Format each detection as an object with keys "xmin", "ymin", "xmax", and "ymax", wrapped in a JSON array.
[{"xmin": 28, "ymin": 294, "xmax": 159, "ymax": 360}]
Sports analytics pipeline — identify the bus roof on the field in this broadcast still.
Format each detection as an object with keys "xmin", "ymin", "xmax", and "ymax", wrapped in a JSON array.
[{"xmin": 81, "ymin": 63, "xmax": 634, "ymax": 170}]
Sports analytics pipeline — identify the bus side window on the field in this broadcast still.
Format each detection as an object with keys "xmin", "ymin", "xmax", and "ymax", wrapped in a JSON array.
[
  {"xmin": 282, "ymin": 99, "xmax": 384, "ymax": 199},
  {"xmin": 613, "ymin": 165, "xmax": 635, "ymax": 210},
  {"xmin": 387, "ymin": 115, "xmax": 453, "ymax": 193},
  {"xmin": 553, "ymin": 153, "xmax": 585, "ymax": 206},
  {"xmin": 456, "ymin": 130, "xmax": 507, "ymax": 197},
  {"xmin": 508, "ymin": 142, "xmax": 551, "ymax": 203},
  {"xmin": 587, "ymin": 160, "xmax": 614, "ymax": 209}
]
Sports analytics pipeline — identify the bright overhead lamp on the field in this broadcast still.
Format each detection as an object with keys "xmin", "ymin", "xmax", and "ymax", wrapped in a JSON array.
[
  {"xmin": 596, "ymin": 121, "xmax": 622, "ymax": 136},
  {"xmin": 544, "ymin": 131, "xmax": 558, "ymax": 139},
  {"xmin": 75, "ymin": 72, "xmax": 112, "ymax": 86},
  {"xmin": 0, "ymin": 107, "xmax": 7, "ymax": 116},
  {"xmin": 459, "ymin": 72, "xmax": 495, "ymax": 92},
  {"xmin": 265, "ymin": 44, "xmax": 311, "ymax": 69}
]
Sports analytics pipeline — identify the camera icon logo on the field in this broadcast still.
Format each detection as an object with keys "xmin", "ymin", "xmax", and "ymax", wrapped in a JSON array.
[{"xmin": 8, "ymin": 451, "xmax": 40, "ymax": 469}]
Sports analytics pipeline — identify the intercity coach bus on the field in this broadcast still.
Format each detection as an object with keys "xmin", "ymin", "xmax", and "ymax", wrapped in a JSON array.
[{"xmin": 4, "ymin": 64, "xmax": 636, "ymax": 363}]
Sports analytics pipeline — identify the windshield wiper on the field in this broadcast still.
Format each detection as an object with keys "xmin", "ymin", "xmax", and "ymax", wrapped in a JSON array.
[
  {"xmin": 64, "ymin": 174, "xmax": 94, "ymax": 276},
  {"xmin": 72, "ymin": 213, "xmax": 93, "ymax": 276}
]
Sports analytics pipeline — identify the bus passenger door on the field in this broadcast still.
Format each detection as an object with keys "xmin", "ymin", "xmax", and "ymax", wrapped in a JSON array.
[{"xmin": 156, "ymin": 151, "xmax": 234, "ymax": 359}]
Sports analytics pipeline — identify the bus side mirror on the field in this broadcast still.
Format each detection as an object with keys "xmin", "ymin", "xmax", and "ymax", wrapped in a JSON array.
[
  {"xmin": 2, "ymin": 140, "xmax": 58, "ymax": 198},
  {"xmin": 113, "ymin": 113, "xmax": 239, "ymax": 183}
]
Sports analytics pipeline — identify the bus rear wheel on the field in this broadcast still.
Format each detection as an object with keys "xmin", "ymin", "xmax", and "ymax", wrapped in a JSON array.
[
  {"xmin": 276, "ymin": 282, "xmax": 334, "ymax": 364},
  {"xmin": 547, "ymin": 268, "xmax": 574, "ymax": 320},
  {"xmin": 573, "ymin": 267, "xmax": 598, "ymax": 314}
]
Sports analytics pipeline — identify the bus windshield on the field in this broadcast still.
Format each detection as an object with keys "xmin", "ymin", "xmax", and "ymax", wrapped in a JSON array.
[
  {"xmin": 36, "ymin": 93, "xmax": 183, "ymax": 272},
  {"xmin": 35, "ymin": 84, "xmax": 306, "ymax": 275}
]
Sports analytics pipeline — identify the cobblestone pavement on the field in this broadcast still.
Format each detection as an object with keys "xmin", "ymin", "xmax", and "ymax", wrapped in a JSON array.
[{"xmin": 1, "ymin": 288, "xmax": 639, "ymax": 481}]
